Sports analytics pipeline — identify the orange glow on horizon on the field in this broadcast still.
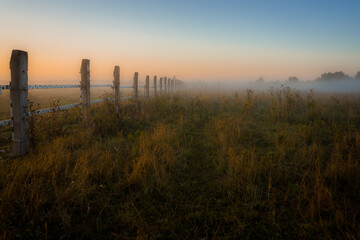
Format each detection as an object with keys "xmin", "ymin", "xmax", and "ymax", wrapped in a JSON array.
[
  {"xmin": 1, "ymin": 1, "xmax": 360, "ymax": 85},
  {"xmin": 1, "ymin": 48, "xmax": 354, "ymax": 85}
]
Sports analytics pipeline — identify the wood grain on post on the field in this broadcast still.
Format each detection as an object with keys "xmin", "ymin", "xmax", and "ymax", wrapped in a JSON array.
[
  {"xmin": 133, "ymin": 72, "xmax": 139, "ymax": 99},
  {"xmin": 145, "ymin": 75, "xmax": 150, "ymax": 99},
  {"xmin": 10, "ymin": 50, "xmax": 29, "ymax": 156},
  {"xmin": 113, "ymin": 66, "xmax": 120, "ymax": 113},
  {"xmin": 80, "ymin": 59, "xmax": 91, "ymax": 124},
  {"xmin": 153, "ymin": 75, "xmax": 157, "ymax": 96},
  {"xmin": 164, "ymin": 77, "xmax": 167, "ymax": 94}
]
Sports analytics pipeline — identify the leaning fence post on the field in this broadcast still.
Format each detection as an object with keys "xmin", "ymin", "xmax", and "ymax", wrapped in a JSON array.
[
  {"xmin": 113, "ymin": 66, "xmax": 120, "ymax": 113},
  {"xmin": 154, "ymin": 75, "xmax": 157, "ymax": 96},
  {"xmin": 145, "ymin": 75, "xmax": 150, "ymax": 99},
  {"xmin": 159, "ymin": 77, "xmax": 163, "ymax": 94},
  {"xmin": 133, "ymin": 72, "xmax": 139, "ymax": 99},
  {"xmin": 10, "ymin": 50, "xmax": 29, "ymax": 156},
  {"xmin": 80, "ymin": 59, "xmax": 91, "ymax": 124},
  {"xmin": 164, "ymin": 77, "xmax": 167, "ymax": 94}
]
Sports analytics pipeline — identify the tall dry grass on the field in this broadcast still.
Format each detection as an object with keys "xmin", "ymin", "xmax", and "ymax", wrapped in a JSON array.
[
  {"xmin": 0, "ymin": 89, "xmax": 359, "ymax": 239},
  {"xmin": 205, "ymin": 88, "xmax": 360, "ymax": 238}
]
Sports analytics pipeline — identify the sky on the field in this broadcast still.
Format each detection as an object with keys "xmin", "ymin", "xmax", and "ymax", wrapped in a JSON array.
[{"xmin": 0, "ymin": 0, "xmax": 360, "ymax": 84}]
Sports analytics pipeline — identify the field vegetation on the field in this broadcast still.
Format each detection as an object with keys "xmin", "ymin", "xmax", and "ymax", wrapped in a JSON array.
[{"xmin": 0, "ymin": 87, "xmax": 359, "ymax": 239}]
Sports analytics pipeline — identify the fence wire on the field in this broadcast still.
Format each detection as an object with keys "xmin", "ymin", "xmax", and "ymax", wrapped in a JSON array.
[
  {"xmin": 0, "ymin": 84, "xmax": 149, "ymax": 94},
  {"xmin": 0, "ymin": 96, "xmax": 134, "ymax": 127},
  {"xmin": 0, "ymin": 80, "xmax": 156, "ymax": 127}
]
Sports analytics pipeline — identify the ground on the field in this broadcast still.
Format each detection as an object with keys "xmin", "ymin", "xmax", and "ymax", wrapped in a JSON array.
[{"xmin": 0, "ymin": 89, "xmax": 359, "ymax": 239}]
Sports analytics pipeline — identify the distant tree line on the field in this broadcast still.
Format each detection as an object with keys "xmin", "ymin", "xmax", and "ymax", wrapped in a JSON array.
[
  {"xmin": 288, "ymin": 76, "xmax": 299, "ymax": 82},
  {"xmin": 355, "ymin": 71, "xmax": 360, "ymax": 80},
  {"xmin": 256, "ymin": 77, "xmax": 265, "ymax": 83},
  {"xmin": 255, "ymin": 71, "xmax": 360, "ymax": 83},
  {"xmin": 315, "ymin": 71, "xmax": 356, "ymax": 81},
  {"xmin": 288, "ymin": 71, "xmax": 360, "ymax": 82}
]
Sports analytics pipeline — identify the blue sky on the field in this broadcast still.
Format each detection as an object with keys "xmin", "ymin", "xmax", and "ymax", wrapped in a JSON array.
[{"xmin": 0, "ymin": 0, "xmax": 359, "ymax": 82}]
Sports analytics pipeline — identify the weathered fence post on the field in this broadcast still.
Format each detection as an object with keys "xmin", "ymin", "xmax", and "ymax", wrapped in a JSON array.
[
  {"xmin": 159, "ymin": 77, "xmax": 163, "ymax": 94},
  {"xmin": 171, "ymin": 79, "xmax": 174, "ymax": 92},
  {"xmin": 145, "ymin": 75, "xmax": 150, "ymax": 99},
  {"xmin": 113, "ymin": 66, "xmax": 120, "ymax": 113},
  {"xmin": 80, "ymin": 59, "xmax": 91, "ymax": 124},
  {"xmin": 168, "ymin": 78, "xmax": 171, "ymax": 93},
  {"xmin": 154, "ymin": 75, "xmax": 157, "ymax": 96},
  {"xmin": 165, "ymin": 78, "xmax": 168, "ymax": 93},
  {"xmin": 10, "ymin": 50, "xmax": 29, "ymax": 156},
  {"xmin": 133, "ymin": 72, "xmax": 139, "ymax": 99}
]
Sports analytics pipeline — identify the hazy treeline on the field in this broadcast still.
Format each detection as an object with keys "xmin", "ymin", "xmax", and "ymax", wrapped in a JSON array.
[{"xmin": 189, "ymin": 71, "xmax": 360, "ymax": 93}]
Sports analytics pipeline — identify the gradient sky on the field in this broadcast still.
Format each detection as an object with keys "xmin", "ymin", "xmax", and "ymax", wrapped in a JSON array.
[{"xmin": 1, "ymin": 0, "xmax": 360, "ymax": 84}]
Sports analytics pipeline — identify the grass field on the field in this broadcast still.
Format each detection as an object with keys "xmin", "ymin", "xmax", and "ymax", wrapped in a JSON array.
[{"xmin": 0, "ymin": 87, "xmax": 359, "ymax": 239}]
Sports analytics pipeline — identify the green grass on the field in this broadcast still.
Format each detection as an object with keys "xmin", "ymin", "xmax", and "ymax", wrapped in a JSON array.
[{"xmin": 0, "ymin": 88, "xmax": 359, "ymax": 239}]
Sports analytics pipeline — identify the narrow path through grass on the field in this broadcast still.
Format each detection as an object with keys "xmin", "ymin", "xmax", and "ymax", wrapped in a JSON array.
[{"xmin": 160, "ymin": 113, "xmax": 235, "ymax": 239}]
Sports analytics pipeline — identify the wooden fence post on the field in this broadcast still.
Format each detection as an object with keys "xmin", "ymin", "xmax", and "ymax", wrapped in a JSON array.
[
  {"xmin": 113, "ymin": 66, "xmax": 120, "ymax": 113},
  {"xmin": 159, "ymin": 77, "xmax": 163, "ymax": 94},
  {"xmin": 154, "ymin": 75, "xmax": 157, "ymax": 96},
  {"xmin": 164, "ymin": 77, "xmax": 167, "ymax": 94},
  {"xmin": 171, "ymin": 79, "xmax": 174, "ymax": 92},
  {"xmin": 10, "ymin": 50, "xmax": 29, "ymax": 156},
  {"xmin": 145, "ymin": 75, "xmax": 150, "ymax": 99},
  {"xmin": 133, "ymin": 72, "xmax": 139, "ymax": 99},
  {"xmin": 168, "ymin": 78, "xmax": 171, "ymax": 93},
  {"xmin": 80, "ymin": 59, "xmax": 91, "ymax": 124}
]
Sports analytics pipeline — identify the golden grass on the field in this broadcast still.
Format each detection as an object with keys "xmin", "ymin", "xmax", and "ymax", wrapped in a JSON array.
[{"xmin": 0, "ymin": 89, "xmax": 359, "ymax": 239}]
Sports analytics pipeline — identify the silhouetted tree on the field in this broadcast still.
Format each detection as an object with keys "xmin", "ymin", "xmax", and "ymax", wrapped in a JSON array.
[
  {"xmin": 256, "ymin": 77, "xmax": 264, "ymax": 83},
  {"xmin": 315, "ymin": 71, "xmax": 352, "ymax": 81},
  {"xmin": 288, "ymin": 76, "xmax": 300, "ymax": 82},
  {"xmin": 355, "ymin": 72, "xmax": 360, "ymax": 80}
]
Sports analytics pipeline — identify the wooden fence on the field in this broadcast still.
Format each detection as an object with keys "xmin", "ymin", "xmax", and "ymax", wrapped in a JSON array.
[{"xmin": 0, "ymin": 50, "xmax": 183, "ymax": 156}]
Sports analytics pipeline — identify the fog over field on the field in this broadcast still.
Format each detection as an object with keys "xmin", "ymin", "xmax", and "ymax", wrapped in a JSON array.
[
  {"xmin": 188, "ymin": 79, "xmax": 360, "ymax": 93},
  {"xmin": 184, "ymin": 77, "xmax": 357, "ymax": 93}
]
